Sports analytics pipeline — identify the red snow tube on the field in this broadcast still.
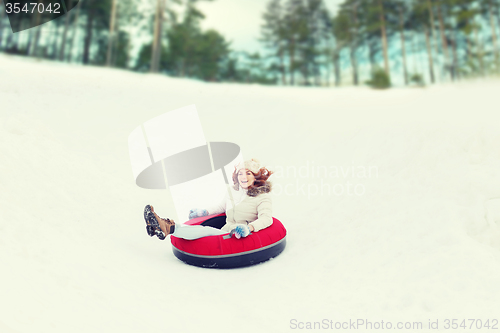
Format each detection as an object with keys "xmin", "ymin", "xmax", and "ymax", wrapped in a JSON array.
[{"xmin": 170, "ymin": 214, "xmax": 287, "ymax": 268}]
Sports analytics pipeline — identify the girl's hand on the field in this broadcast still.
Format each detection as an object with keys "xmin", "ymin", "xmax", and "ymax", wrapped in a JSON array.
[{"xmin": 231, "ymin": 225, "xmax": 251, "ymax": 239}]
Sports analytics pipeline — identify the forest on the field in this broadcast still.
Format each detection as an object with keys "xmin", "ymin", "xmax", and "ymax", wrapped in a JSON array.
[{"xmin": 0, "ymin": 0, "xmax": 499, "ymax": 87}]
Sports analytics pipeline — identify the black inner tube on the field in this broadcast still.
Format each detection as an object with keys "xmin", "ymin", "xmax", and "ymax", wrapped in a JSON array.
[{"xmin": 199, "ymin": 215, "xmax": 226, "ymax": 229}]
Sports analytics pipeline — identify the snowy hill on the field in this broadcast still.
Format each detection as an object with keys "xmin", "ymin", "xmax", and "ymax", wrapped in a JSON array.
[{"xmin": 1, "ymin": 53, "xmax": 500, "ymax": 333}]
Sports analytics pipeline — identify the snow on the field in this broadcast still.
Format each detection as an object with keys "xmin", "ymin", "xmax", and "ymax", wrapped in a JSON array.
[{"xmin": 1, "ymin": 53, "xmax": 500, "ymax": 333}]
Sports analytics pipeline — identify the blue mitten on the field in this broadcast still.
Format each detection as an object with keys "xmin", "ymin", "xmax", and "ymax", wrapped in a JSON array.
[
  {"xmin": 188, "ymin": 208, "xmax": 208, "ymax": 220},
  {"xmin": 232, "ymin": 225, "xmax": 251, "ymax": 239}
]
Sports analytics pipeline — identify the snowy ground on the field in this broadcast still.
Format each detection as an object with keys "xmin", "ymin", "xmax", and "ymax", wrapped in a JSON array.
[{"xmin": 1, "ymin": 53, "xmax": 500, "ymax": 333}]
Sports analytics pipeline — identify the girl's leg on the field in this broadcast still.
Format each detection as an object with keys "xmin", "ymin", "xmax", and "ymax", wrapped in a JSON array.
[
  {"xmin": 148, "ymin": 205, "xmax": 225, "ymax": 240},
  {"xmin": 172, "ymin": 224, "xmax": 226, "ymax": 240}
]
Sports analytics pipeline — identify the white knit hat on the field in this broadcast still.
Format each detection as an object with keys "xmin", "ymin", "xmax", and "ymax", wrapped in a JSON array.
[{"xmin": 236, "ymin": 158, "xmax": 261, "ymax": 174}]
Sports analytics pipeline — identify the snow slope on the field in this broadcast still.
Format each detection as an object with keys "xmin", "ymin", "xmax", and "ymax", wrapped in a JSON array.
[{"xmin": 1, "ymin": 53, "xmax": 500, "ymax": 333}]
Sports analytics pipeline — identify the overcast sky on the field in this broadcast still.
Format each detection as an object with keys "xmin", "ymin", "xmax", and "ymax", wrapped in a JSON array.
[{"xmin": 195, "ymin": 0, "xmax": 344, "ymax": 54}]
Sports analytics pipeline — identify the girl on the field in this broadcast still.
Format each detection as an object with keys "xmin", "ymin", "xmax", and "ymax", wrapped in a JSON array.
[{"xmin": 144, "ymin": 159, "xmax": 273, "ymax": 240}]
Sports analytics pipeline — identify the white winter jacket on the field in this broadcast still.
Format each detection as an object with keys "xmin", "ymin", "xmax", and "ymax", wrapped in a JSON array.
[{"xmin": 207, "ymin": 182, "xmax": 273, "ymax": 233}]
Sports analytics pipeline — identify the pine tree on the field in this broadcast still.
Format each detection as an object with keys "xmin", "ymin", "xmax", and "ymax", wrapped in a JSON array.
[
  {"xmin": 452, "ymin": 0, "xmax": 480, "ymax": 77},
  {"xmin": 261, "ymin": 0, "xmax": 287, "ymax": 85},
  {"xmin": 305, "ymin": 0, "xmax": 331, "ymax": 86},
  {"xmin": 106, "ymin": 0, "xmax": 118, "ymax": 66},
  {"xmin": 397, "ymin": 0, "xmax": 410, "ymax": 85},
  {"xmin": 283, "ymin": 0, "xmax": 308, "ymax": 85},
  {"xmin": 378, "ymin": 0, "xmax": 391, "ymax": 75},
  {"xmin": 333, "ymin": 5, "xmax": 356, "ymax": 84},
  {"xmin": 150, "ymin": 0, "xmax": 166, "ymax": 72},
  {"xmin": 58, "ymin": 0, "xmax": 75, "ymax": 61},
  {"xmin": 481, "ymin": 0, "xmax": 500, "ymax": 72},
  {"xmin": 334, "ymin": 0, "xmax": 360, "ymax": 85},
  {"xmin": 82, "ymin": 0, "xmax": 95, "ymax": 64},
  {"xmin": 0, "ymin": 2, "xmax": 5, "ymax": 50},
  {"xmin": 382, "ymin": 0, "xmax": 413, "ymax": 85},
  {"xmin": 357, "ymin": 0, "xmax": 382, "ymax": 74},
  {"xmin": 435, "ymin": 0, "xmax": 453, "ymax": 79},
  {"xmin": 408, "ymin": 0, "xmax": 436, "ymax": 82}
]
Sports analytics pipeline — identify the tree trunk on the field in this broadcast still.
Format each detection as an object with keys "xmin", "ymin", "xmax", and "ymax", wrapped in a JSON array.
[
  {"xmin": 426, "ymin": 0, "xmax": 440, "ymax": 82},
  {"xmin": 426, "ymin": 0, "xmax": 439, "ymax": 55},
  {"xmin": 51, "ymin": 24, "xmax": 61, "ymax": 59},
  {"xmin": 474, "ymin": 22, "xmax": 484, "ymax": 76},
  {"xmin": 300, "ymin": 64, "xmax": 308, "ymax": 86},
  {"xmin": 451, "ymin": 29, "xmax": 459, "ymax": 80},
  {"xmin": 59, "ymin": 0, "xmax": 73, "ymax": 61},
  {"xmin": 333, "ymin": 50, "xmax": 340, "ymax": 87},
  {"xmin": 411, "ymin": 31, "xmax": 418, "ymax": 74},
  {"xmin": 14, "ymin": 22, "xmax": 23, "ymax": 52},
  {"xmin": 288, "ymin": 38, "xmax": 296, "ymax": 85},
  {"xmin": 351, "ymin": 2, "xmax": 359, "ymax": 85},
  {"xmin": 106, "ymin": 0, "xmax": 118, "ymax": 66},
  {"xmin": 82, "ymin": 0, "xmax": 95, "ymax": 64},
  {"xmin": 157, "ymin": 0, "xmax": 165, "ymax": 71},
  {"xmin": 25, "ymin": 18, "xmax": 36, "ymax": 55},
  {"xmin": 44, "ymin": 23, "xmax": 57, "ymax": 58},
  {"xmin": 0, "ymin": 3, "xmax": 5, "ymax": 49},
  {"xmin": 368, "ymin": 40, "xmax": 376, "ymax": 72},
  {"xmin": 497, "ymin": 2, "xmax": 500, "ymax": 50},
  {"xmin": 150, "ymin": 0, "xmax": 164, "ymax": 73},
  {"xmin": 424, "ymin": 26, "xmax": 435, "ymax": 83},
  {"xmin": 5, "ymin": 29, "xmax": 13, "ymax": 51},
  {"xmin": 489, "ymin": 0, "xmax": 499, "ymax": 72},
  {"xmin": 29, "ymin": 12, "xmax": 42, "ymax": 56},
  {"xmin": 278, "ymin": 45, "xmax": 286, "ymax": 85},
  {"xmin": 399, "ymin": 5, "xmax": 408, "ymax": 85},
  {"xmin": 111, "ymin": 17, "xmax": 120, "ymax": 66},
  {"xmin": 378, "ymin": 0, "xmax": 390, "ymax": 75},
  {"xmin": 10, "ymin": 30, "xmax": 19, "ymax": 53},
  {"xmin": 314, "ymin": 57, "xmax": 321, "ymax": 87},
  {"xmin": 436, "ymin": 3, "xmax": 451, "ymax": 80},
  {"xmin": 324, "ymin": 62, "xmax": 329, "ymax": 86},
  {"xmin": 349, "ymin": 45, "xmax": 358, "ymax": 85},
  {"xmin": 67, "ymin": 0, "xmax": 81, "ymax": 62}
]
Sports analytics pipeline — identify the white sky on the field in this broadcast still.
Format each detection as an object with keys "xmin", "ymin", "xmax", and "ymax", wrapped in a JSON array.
[{"xmin": 196, "ymin": 0, "xmax": 344, "ymax": 54}]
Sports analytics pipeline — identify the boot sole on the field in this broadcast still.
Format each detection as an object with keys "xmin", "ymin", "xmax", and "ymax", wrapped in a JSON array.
[{"xmin": 144, "ymin": 205, "xmax": 165, "ymax": 240}]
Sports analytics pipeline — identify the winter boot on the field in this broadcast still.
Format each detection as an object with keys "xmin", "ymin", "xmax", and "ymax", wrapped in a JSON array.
[{"xmin": 143, "ymin": 205, "xmax": 168, "ymax": 240}]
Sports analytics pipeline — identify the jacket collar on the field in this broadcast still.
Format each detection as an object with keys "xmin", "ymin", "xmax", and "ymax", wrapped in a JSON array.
[{"xmin": 247, "ymin": 181, "xmax": 272, "ymax": 197}]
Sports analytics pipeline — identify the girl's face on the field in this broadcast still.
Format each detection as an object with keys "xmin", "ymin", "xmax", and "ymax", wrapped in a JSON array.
[{"xmin": 238, "ymin": 169, "xmax": 255, "ymax": 189}]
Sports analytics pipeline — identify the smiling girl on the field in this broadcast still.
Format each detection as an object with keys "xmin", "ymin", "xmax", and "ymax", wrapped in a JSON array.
[{"xmin": 144, "ymin": 158, "xmax": 273, "ymax": 240}]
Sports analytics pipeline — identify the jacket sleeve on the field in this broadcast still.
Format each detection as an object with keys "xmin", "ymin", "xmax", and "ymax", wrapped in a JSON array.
[
  {"xmin": 248, "ymin": 194, "xmax": 273, "ymax": 232},
  {"xmin": 206, "ymin": 192, "xmax": 227, "ymax": 215}
]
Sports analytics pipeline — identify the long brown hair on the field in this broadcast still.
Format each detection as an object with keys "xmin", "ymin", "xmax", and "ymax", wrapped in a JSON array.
[{"xmin": 232, "ymin": 167, "xmax": 273, "ymax": 190}]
